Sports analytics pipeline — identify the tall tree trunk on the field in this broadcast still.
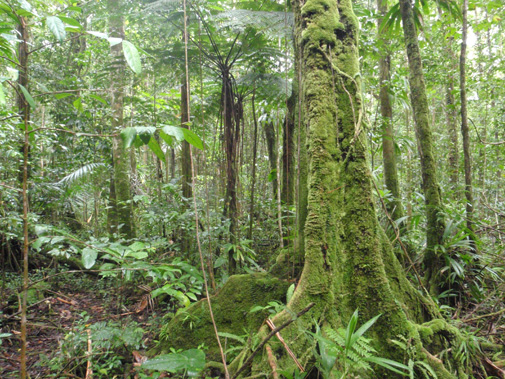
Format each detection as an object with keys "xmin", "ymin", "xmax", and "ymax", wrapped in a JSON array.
[
  {"xmin": 236, "ymin": 2, "xmax": 465, "ymax": 376},
  {"xmin": 437, "ymin": 6, "xmax": 459, "ymax": 192},
  {"xmin": 377, "ymin": 0, "xmax": 404, "ymax": 223},
  {"xmin": 263, "ymin": 121, "xmax": 278, "ymax": 199},
  {"xmin": 16, "ymin": 17, "xmax": 30, "ymax": 379},
  {"xmin": 281, "ymin": 93, "xmax": 295, "ymax": 208},
  {"xmin": 247, "ymin": 89, "xmax": 259, "ymax": 241},
  {"xmin": 222, "ymin": 71, "xmax": 239, "ymax": 274},
  {"xmin": 181, "ymin": 83, "xmax": 192, "ymax": 199},
  {"xmin": 399, "ymin": 0, "xmax": 445, "ymax": 293},
  {"xmin": 108, "ymin": 0, "xmax": 135, "ymax": 239},
  {"xmin": 460, "ymin": 0, "xmax": 474, "ymax": 236}
]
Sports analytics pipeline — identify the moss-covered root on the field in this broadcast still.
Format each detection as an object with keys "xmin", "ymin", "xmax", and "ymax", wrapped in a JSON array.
[{"xmin": 155, "ymin": 273, "xmax": 290, "ymax": 361}]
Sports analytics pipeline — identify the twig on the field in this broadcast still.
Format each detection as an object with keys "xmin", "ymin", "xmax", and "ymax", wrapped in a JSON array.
[
  {"xmin": 464, "ymin": 308, "xmax": 505, "ymax": 323},
  {"xmin": 85, "ymin": 329, "xmax": 93, "ymax": 379},
  {"xmin": 266, "ymin": 319, "xmax": 304, "ymax": 372},
  {"xmin": 29, "ymin": 127, "xmax": 117, "ymax": 137},
  {"xmin": 265, "ymin": 345, "xmax": 279, "ymax": 379},
  {"xmin": 232, "ymin": 302, "xmax": 315, "ymax": 379}
]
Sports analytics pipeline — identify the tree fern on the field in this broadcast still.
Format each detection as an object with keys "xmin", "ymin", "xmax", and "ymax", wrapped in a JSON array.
[{"xmin": 213, "ymin": 10, "xmax": 294, "ymax": 39}]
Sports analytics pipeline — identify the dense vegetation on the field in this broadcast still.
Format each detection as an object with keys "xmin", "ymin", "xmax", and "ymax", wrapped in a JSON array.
[{"xmin": 0, "ymin": 0, "xmax": 504, "ymax": 378}]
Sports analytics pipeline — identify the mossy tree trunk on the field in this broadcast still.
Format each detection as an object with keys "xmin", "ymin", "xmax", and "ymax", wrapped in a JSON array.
[
  {"xmin": 264, "ymin": 121, "xmax": 278, "ymax": 200},
  {"xmin": 107, "ymin": 0, "xmax": 135, "ymax": 239},
  {"xmin": 459, "ymin": 0, "xmax": 474, "ymax": 237},
  {"xmin": 232, "ymin": 1, "xmax": 466, "ymax": 377},
  {"xmin": 377, "ymin": 0, "xmax": 404, "ymax": 224},
  {"xmin": 399, "ymin": 0, "xmax": 445, "ymax": 294}
]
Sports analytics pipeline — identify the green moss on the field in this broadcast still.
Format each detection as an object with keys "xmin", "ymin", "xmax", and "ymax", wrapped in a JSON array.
[{"xmin": 157, "ymin": 273, "xmax": 290, "ymax": 361}]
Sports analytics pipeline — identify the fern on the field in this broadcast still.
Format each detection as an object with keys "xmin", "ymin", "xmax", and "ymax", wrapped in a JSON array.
[
  {"xmin": 58, "ymin": 163, "xmax": 107, "ymax": 186},
  {"xmin": 309, "ymin": 310, "xmax": 410, "ymax": 378},
  {"xmin": 213, "ymin": 10, "xmax": 294, "ymax": 39}
]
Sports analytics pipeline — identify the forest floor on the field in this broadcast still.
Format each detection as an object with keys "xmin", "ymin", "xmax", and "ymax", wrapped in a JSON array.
[{"xmin": 0, "ymin": 271, "xmax": 163, "ymax": 378}]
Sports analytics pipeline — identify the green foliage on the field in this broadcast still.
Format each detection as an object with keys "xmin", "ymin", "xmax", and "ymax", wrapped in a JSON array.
[
  {"xmin": 142, "ymin": 348, "xmax": 206, "ymax": 376},
  {"xmin": 309, "ymin": 310, "xmax": 410, "ymax": 378}
]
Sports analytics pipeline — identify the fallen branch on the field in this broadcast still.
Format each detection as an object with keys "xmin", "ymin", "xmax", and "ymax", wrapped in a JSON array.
[
  {"xmin": 265, "ymin": 345, "xmax": 279, "ymax": 379},
  {"xmin": 266, "ymin": 318, "xmax": 304, "ymax": 372},
  {"xmin": 232, "ymin": 302, "xmax": 315, "ymax": 379},
  {"xmin": 464, "ymin": 308, "xmax": 505, "ymax": 323}
]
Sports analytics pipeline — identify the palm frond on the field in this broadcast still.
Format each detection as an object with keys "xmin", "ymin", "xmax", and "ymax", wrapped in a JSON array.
[{"xmin": 58, "ymin": 163, "xmax": 107, "ymax": 186}]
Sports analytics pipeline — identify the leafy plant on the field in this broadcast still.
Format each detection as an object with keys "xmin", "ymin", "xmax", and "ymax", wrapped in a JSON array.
[
  {"xmin": 308, "ymin": 310, "xmax": 410, "ymax": 378},
  {"xmin": 390, "ymin": 335, "xmax": 438, "ymax": 379},
  {"xmin": 142, "ymin": 348, "xmax": 206, "ymax": 377}
]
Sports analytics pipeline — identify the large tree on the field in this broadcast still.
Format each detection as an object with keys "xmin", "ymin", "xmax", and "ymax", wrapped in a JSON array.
[{"xmin": 161, "ymin": 1, "xmax": 468, "ymax": 377}]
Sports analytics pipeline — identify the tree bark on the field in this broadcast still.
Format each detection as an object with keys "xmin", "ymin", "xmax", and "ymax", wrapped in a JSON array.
[
  {"xmin": 377, "ymin": 0, "xmax": 404, "ymax": 224},
  {"xmin": 460, "ymin": 0, "xmax": 474, "ymax": 236},
  {"xmin": 108, "ymin": 0, "xmax": 135, "ymax": 239},
  {"xmin": 264, "ymin": 121, "xmax": 278, "ymax": 200},
  {"xmin": 399, "ymin": 0, "xmax": 445, "ymax": 293},
  {"xmin": 222, "ymin": 71, "xmax": 240, "ymax": 274},
  {"xmin": 247, "ymin": 89, "xmax": 259, "ymax": 241},
  {"xmin": 232, "ymin": 1, "xmax": 465, "ymax": 376}
]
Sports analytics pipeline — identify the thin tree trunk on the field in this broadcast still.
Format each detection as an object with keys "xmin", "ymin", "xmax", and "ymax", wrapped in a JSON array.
[
  {"xmin": 17, "ymin": 17, "xmax": 30, "ymax": 377},
  {"xmin": 399, "ymin": 0, "xmax": 445, "ymax": 293},
  {"xmin": 108, "ymin": 0, "xmax": 135, "ymax": 238},
  {"xmin": 264, "ymin": 121, "xmax": 278, "ymax": 199},
  {"xmin": 247, "ymin": 89, "xmax": 259, "ymax": 241},
  {"xmin": 377, "ymin": 0, "xmax": 404, "ymax": 223},
  {"xmin": 181, "ymin": 84, "xmax": 192, "ymax": 199},
  {"xmin": 222, "ymin": 71, "xmax": 239, "ymax": 274},
  {"xmin": 460, "ymin": 0, "xmax": 474, "ymax": 235}
]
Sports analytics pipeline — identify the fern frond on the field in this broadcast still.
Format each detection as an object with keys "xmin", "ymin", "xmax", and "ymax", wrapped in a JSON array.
[
  {"xmin": 213, "ymin": 10, "xmax": 294, "ymax": 38},
  {"xmin": 58, "ymin": 163, "xmax": 107, "ymax": 186}
]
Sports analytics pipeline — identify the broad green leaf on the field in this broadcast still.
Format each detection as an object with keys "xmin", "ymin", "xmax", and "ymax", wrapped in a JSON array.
[
  {"xmin": 57, "ymin": 16, "xmax": 82, "ymax": 28},
  {"xmin": 0, "ymin": 84, "xmax": 5, "ymax": 106},
  {"xmin": 18, "ymin": 84, "xmax": 36, "ymax": 109},
  {"xmin": 138, "ymin": 127, "xmax": 154, "ymax": 144},
  {"xmin": 148, "ymin": 137, "xmax": 165, "ymax": 161},
  {"xmin": 18, "ymin": 0, "xmax": 32, "ymax": 12},
  {"xmin": 47, "ymin": 16, "xmax": 66, "ymax": 41},
  {"xmin": 88, "ymin": 94, "xmax": 108, "ymax": 105},
  {"xmin": 129, "ymin": 241, "xmax": 145, "ymax": 251},
  {"xmin": 125, "ymin": 250, "xmax": 148, "ymax": 260},
  {"xmin": 267, "ymin": 168, "xmax": 277, "ymax": 182},
  {"xmin": 108, "ymin": 37, "xmax": 122, "ymax": 46},
  {"xmin": 286, "ymin": 283, "xmax": 295, "ymax": 304},
  {"xmin": 159, "ymin": 130, "xmax": 174, "ymax": 146},
  {"xmin": 67, "ymin": 6, "xmax": 82, "ymax": 13},
  {"xmin": 73, "ymin": 97, "xmax": 83, "ymax": 112},
  {"xmin": 120, "ymin": 127, "xmax": 137, "ymax": 148},
  {"xmin": 182, "ymin": 128, "xmax": 204, "ymax": 150},
  {"xmin": 87, "ymin": 31, "xmax": 108, "ymax": 39},
  {"xmin": 142, "ymin": 349, "xmax": 205, "ymax": 374},
  {"xmin": 82, "ymin": 247, "xmax": 98, "ymax": 269},
  {"xmin": 54, "ymin": 93, "xmax": 73, "ymax": 100},
  {"xmin": 162, "ymin": 125, "xmax": 184, "ymax": 141},
  {"xmin": 122, "ymin": 40, "xmax": 141, "ymax": 74}
]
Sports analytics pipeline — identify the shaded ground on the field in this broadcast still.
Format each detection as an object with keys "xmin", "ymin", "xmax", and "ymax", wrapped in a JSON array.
[{"xmin": 0, "ymin": 272, "xmax": 160, "ymax": 378}]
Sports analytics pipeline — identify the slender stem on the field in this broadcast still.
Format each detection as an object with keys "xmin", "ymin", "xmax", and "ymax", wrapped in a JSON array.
[
  {"xmin": 20, "ymin": 97, "xmax": 29, "ymax": 379},
  {"xmin": 183, "ymin": 0, "xmax": 229, "ymax": 377}
]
